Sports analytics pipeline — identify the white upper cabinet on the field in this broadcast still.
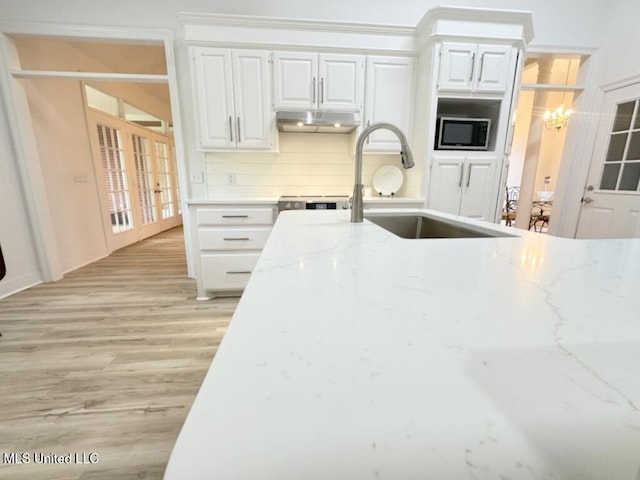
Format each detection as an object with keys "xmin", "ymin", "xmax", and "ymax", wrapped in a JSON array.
[
  {"xmin": 272, "ymin": 52, "xmax": 364, "ymax": 111},
  {"xmin": 428, "ymin": 154, "xmax": 497, "ymax": 221},
  {"xmin": 364, "ymin": 56, "xmax": 415, "ymax": 152},
  {"xmin": 438, "ymin": 42, "xmax": 512, "ymax": 93},
  {"xmin": 192, "ymin": 47, "xmax": 272, "ymax": 150}
]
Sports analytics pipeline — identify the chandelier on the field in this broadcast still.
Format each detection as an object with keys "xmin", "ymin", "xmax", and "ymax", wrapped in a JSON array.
[
  {"xmin": 544, "ymin": 61, "xmax": 575, "ymax": 131},
  {"xmin": 544, "ymin": 104, "xmax": 572, "ymax": 130}
]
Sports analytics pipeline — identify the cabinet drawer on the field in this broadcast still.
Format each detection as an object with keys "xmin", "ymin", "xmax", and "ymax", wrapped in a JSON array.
[
  {"xmin": 200, "ymin": 253, "xmax": 260, "ymax": 291},
  {"xmin": 198, "ymin": 228, "xmax": 271, "ymax": 251},
  {"xmin": 197, "ymin": 208, "xmax": 274, "ymax": 226}
]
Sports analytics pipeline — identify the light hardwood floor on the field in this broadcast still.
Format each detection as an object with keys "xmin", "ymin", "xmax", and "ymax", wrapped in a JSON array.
[{"xmin": 0, "ymin": 227, "xmax": 238, "ymax": 480}]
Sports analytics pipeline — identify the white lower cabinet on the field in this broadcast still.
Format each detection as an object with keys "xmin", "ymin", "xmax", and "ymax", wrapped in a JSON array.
[
  {"xmin": 190, "ymin": 203, "xmax": 276, "ymax": 299},
  {"xmin": 200, "ymin": 253, "xmax": 261, "ymax": 291},
  {"xmin": 427, "ymin": 154, "xmax": 497, "ymax": 221}
]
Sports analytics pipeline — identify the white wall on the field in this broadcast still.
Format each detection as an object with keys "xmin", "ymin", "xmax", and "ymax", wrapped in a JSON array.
[
  {"xmin": 205, "ymin": 133, "xmax": 423, "ymax": 198},
  {"xmin": 0, "ymin": 0, "xmax": 606, "ymax": 47},
  {"xmin": 598, "ymin": 0, "xmax": 640, "ymax": 85},
  {"xmin": 0, "ymin": 94, "xmax": 41, "ymax": 297},
  {"xmin": 21, "ymin": 78, "xmax": 107, "ymax": 273}
]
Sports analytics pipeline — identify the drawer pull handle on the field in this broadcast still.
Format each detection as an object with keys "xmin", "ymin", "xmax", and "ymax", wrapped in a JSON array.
[
  {"xmin": 223, "ymin": 237, "xmax": 250, "ymax": 241},
  {"xmin": 222, "ymin": 215, "xmax": 249, "ymax": 218},
  {"xmin": 227, "ymin": 271, "xmax": 251, "ymax": 275}
]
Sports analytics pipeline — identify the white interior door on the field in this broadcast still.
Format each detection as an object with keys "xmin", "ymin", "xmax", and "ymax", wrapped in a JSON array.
[{"xmin": 576, "ymin": 83, "xmax": 640, "ymax": 238}]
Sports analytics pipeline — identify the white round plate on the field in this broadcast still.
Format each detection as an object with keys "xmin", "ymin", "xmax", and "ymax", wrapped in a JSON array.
[{"xmin": 373, "ymin": 165, "xmax": 403, "ymax": 196}]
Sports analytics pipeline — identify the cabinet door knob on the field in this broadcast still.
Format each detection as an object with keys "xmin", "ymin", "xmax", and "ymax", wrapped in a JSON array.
[
  {"xmin": 459, "ymin": 164, "xmax": 464, "ymax": 188},
  {"xmin": 320, "ymin": 77, "xmax": 324, "ymax": 104},
  {"xmin": 236, "ymin": 117, "xmax": 241, "ymax": 142},
  {"xmin": 228, "ymin": 116, "xmax": 233, "ymax": 142},
  {"xmin": 466, "ymin": 163, "xmax": 472, "ymax": 187}
]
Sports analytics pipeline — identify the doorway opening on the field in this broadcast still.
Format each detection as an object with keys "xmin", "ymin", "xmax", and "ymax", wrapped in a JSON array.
[
  {"xmin": 85, "ymin": 85, "xmax": 182, "ymax": 251},
  {"xmin": 5, "ymin": 33, "xmax": 184, "ymax": 275},
  {"xmin": 506, "ymin": 53, "xmax": 585, "ymax": 233}
]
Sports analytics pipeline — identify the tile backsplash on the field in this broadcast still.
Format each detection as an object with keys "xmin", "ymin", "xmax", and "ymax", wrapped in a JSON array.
[{"xmin": 204, "ymin": 132, "xmax": 423, "ymax": 198}]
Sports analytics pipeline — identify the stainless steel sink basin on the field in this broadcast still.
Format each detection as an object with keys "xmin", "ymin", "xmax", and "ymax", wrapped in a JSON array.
[{"xmin": 365, "ymin": 214, "xmax": 514, "ymax": 239}]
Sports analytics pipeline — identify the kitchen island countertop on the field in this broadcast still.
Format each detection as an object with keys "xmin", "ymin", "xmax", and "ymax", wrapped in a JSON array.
[{"xmin": 165, "ymin": 209, "xmax": 640, "ymax": 480}]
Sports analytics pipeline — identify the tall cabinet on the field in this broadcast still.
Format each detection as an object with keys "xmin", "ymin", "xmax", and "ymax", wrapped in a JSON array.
[{"xmin": 420, "ymin": 9, "xmax": 531, "ymax": 223}]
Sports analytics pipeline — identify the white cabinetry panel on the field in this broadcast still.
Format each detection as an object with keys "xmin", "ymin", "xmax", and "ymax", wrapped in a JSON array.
[
  {"xmin": 232, "ymin": 51, "xmax": 272, "ymax": 148},
  {"xmin": 438, "ymin": 42, "xmax": 512, "ymax": 93},
  {"xmin": 474, "ymin": 44, "xmax": 512, "ymax": 93},
  {"xmin": 198, "ymin": 228, "xmax": 272, "ymax": 251},
  {"xmin": 458, "ymin": 158, "xmax": 496, "ymax": 219},
  {"xmin": 438, "ymin": 43, "xmax": 476, "ymax": 91},
  {"xmin": 364, "ymin": 56, "xmax": 415, "ymax": 151},
  {"xmin": 200, "ymin": 254, "xmax": 260, "ymax": 291},
  {"xmin": 191, "ymin": 204, "xmax": 276, "ymax": 300},
  {"xmin": 272, "ymin": 52, "xmax": 363, "ymax": 111},
  {"xmin": 191, "ymin": 47, "xmax": 272, "ymax": 150},
  {"xmin": 428, "ymin": 155, "xmax": 497, "ymax": 221},
  {"xmin": 197, "ymin": 207, "xmax": 274, "ymax": 225},
  {"xmin": 319, "ymin": 54, "xmax": 364, "ymax": 111},
  {"xmin": 272, "ymin": 52, "xmax": 318, "ymax": 110},
  {"xmin": 427, "ymin": 156, "xmax": 465, "ymax": 215},
  {"xmin": 193, "ymin": 48, "xmax": 235, "ymax": 149}
]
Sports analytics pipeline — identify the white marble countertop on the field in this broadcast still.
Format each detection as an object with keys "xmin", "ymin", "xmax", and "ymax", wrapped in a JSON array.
[
  {"xmin": 186, "ymin": 197, "xmax": 279, "ymax": 205},
  {"xmin": 186, "ymin": 197, "xmax": 424, "ymax": 205},
  {"xmin": 165, "ymin": 209, "xmax": 640, "ymax": 480}
]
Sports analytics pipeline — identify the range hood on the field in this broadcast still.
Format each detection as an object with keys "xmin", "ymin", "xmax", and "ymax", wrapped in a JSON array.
[{"xmin": 276, "ymin": 110, "xmax": 360, "ymax": 134}]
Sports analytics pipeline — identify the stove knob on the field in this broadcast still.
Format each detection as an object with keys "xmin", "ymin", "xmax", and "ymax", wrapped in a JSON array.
[
  {"xmin": 285, "ymin": 202, "xmax": 292, "ymax": 210},
  {"xmin": 294, "ymin": 202, "xmax": 300, "ymax": 209},
  {"xmin": 342, "ymin": 203, "xmax": 349, "ymax": 209}
]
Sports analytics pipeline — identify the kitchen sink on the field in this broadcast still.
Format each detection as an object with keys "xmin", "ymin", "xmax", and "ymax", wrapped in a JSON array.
[{"xmin": 365, "ymin": 214, "xmax": 514, "ymax": 239}]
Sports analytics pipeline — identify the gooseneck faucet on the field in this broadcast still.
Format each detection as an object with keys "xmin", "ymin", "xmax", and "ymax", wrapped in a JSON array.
[{"xmin": 351, "ymin": 122, "xmax": 415, "ymax": 223}]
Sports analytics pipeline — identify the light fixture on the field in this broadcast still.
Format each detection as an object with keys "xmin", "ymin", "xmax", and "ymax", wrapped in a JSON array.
[
  {"xmin": 544, "ymin": 59, "xmax": 575, "ymax": 131},
  {"xmin": 544, "ymin": 104, "xmax": 572, "ymax": 130},
  {"xmin": 334, "ymin": 123, "xmax": 341, "ymax": 128},
  {"xmin": 296, "ymin": 121, "xmax": 304, "ymax": 127}
]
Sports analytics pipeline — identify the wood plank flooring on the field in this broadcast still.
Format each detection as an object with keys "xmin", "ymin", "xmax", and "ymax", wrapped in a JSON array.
[{"xmin": 0, "ymin": 228, "xmax": 238, "ymax": 480}]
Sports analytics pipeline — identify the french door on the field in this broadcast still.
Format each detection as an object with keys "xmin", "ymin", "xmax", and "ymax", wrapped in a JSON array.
[
  {"xmin": 88, "ymin": 109, "xmax": 181, "ymax": 252},
  {"xmin": 576, "ymin": 83, "xmax": 640, "ymax": 238}
]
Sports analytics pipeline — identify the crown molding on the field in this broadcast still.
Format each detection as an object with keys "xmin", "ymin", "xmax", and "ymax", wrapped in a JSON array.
[
  {"xmin": 0, "ymin": 21, "xmax": 172, "ymax": 43},
  {"xmin": 416, "ymin": 6, "xmax": 534, "ymax": 45},
  {"xmin": 178, "ymin": 12, "xmax": 416, "ymax": 38}
]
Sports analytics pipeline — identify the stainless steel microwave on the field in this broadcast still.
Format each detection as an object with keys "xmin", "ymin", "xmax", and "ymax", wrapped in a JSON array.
[{"xmin": 436, "ymin": 117, "xmax": 491, "ymax": 150}]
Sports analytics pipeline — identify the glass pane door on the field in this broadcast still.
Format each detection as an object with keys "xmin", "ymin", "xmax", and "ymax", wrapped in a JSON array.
[
  {"xmin": 96, "ymin": 123, "xmax": 133, "ymax": 233},
  {"xmin": 600, "ymin": 99, "xmax": 640, "ymax": 192},
  {"xmin": 131, "ymin": 133, "xmax": 157, "ymax": 225},
  {"xmin": 153, "ymin": 136, "xmax": 182, "ymax": 230},
  {"xmin": 154, "ymin": 139, "xmax": 174, "ymax": 219}
]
